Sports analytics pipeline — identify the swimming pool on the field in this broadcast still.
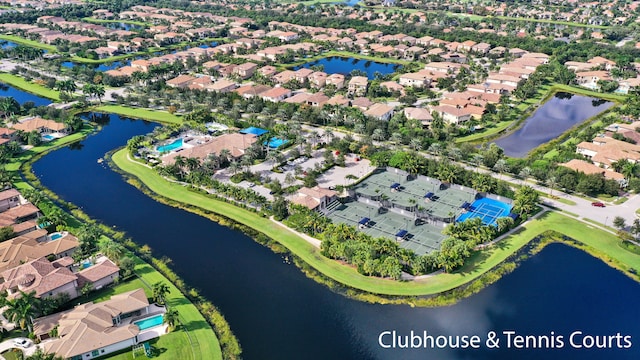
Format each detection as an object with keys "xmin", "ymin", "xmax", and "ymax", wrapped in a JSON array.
[
  {"xmin": 156, "ymin": 138, "xmax": 183, "ymax": 153},
  {"xmin": 456, "ymin": 197, "xmax": 513, "ymax": 227},
  {"xmin": 266, "ymin": 137, "xmax": 289, "ymax": 149},
  {"xmin": 43, "ymin": 134, "xmax": 56, "ymax": 141},
  {"xmin": 50, "ymin": 232, "xmax": 63, "ymax": 240},
  {"xmin": 134, "ymin": 314, "xmax": 164, "ymax": 330}
]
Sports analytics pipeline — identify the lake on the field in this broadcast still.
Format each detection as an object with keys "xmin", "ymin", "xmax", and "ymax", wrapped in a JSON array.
[
  {"xmin": 493, "ymin": 92, "xmax": 614, "ymax": 158},
  {"xmin": 32, "ymin": 114, "xmax": 640, "ymax": 359},
  {"xmin": 0, "ymin": 82, "xmax": 52, "ymax": 106},
  {"xmin": 294, "ymin": 56, "xmax": 401, "ymax": 79}
]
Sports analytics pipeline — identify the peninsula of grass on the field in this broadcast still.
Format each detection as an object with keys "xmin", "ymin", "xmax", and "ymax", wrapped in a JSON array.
[
  {"xmin": 0, "ymin": 73, "xmax": 60, "ymax": 101},
  {"xmin": 7, "ymin": 125, "xmax": 223, "ymax": 360},
  {"xmin": 95, "ymin": 105, "xmax": 182, "ymax": 125},
  {"xmin": 456, "ymin": 121, "xmax": 511, "ymax": 143},
  {"xmin": 112, "ymin": 149, "xmax": 640, "ymax": 296},
  {"xmin": 0, "ymin": 34, "xmax": 57, "ymax": 52}
]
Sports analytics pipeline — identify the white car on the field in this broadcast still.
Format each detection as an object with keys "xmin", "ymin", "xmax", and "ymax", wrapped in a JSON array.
[{"xmin": 12, "ymin": 338, "xmax": 31, "ymax": 348}]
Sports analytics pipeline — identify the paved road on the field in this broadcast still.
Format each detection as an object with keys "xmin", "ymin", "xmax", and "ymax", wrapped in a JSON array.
[{"xmin": 0, "ymin": 338, "xmax": 38, "ymax": 358}]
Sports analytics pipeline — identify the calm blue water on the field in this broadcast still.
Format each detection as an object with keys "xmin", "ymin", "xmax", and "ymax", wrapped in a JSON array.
[
  {"xmin": 62, "ymin": 60, "xmax": 131, "ymax": 72},
  {"xmin": 135, "ymin": 315, "xmax": 164, "ymax": 330},
  {"xmin": 494, "ymin": 93, "xmax": 614, "ymax": 157},
  {"xmin": 199, "ymin": 42, "xmax": 219, "ymax": 49},
  {"xmin": 0, "ymin": 83, "xmax": 52, "ymax": 106},
  {"xmin": 294, "ymin": 56, "xmax": 401, "ymax": 79},
  {"xmin": 266, "ymin": 137, "xmax": 289, "ymax": 149},
  {"xmin": 0, "ymin": 41, "xmax": 17, "ymax": 50},
  {"xmin": 31, "ymin": 114, "xmax": 640, "ymax": 360},
  {"xmin": 156, "ymin": 138, "xmax": 183, "ymax": 152},
  {"xmin": 50, "ymin": 233, "xmax": 62, "ymax": 240},
  {"xmin": 457, "ymin": 197, "xmax": 513, "ymax": 226}
]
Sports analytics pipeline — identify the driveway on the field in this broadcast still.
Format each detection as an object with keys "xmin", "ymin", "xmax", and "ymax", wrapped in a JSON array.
[{"xmin": 0, "ymin": 338, "xmax": 39, "ymax": 358}]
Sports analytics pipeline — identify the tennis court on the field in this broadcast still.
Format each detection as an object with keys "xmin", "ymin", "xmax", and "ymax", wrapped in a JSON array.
[
  {"xmin": 456, "ymin": 197, "xmax": 513, "ymax": 227},
  {"xmin": 328, "ymin": 200, "xmax": 446, "ymax": 255}
]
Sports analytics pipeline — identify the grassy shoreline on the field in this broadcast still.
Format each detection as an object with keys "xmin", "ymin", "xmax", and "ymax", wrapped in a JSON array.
[
  {"xmin": 0, "ymin": 72, "xmax": 61, "ymax": 101},
  {"xmin": 94, "ymin": 105, "xmax": 182, "ymax": 125},
  {"xmin": 112, "ymin": 148, "xmax": 640, "ymax": 296},
  {"xmin": 7, "ymin": 126, "xmax": 224, "ymax": 360},
  {"xmin": 0, "ymin": 34, "xmax": 58, "ymax": 52}
]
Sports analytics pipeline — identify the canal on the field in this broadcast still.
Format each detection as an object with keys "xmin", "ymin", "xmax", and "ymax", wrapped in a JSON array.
[{"xmin": 32, "ymin": 114, "xmax": 640, "ymax": 359}]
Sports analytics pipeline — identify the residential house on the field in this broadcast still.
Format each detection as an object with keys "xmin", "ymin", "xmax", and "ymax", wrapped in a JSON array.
[
  {"xmin": 576, "ymin": 137, "xmax": 640, "ymax": 168},
  {"xmin": 560, "ymin": 159, "xmax": 626, "ymax": 186},
  {"xmin": 163, "ymin": 133, "xmax": 259, "ymax": 165},
  {"xmin": 0, "ymin": 189, "xmax": 21, "ymax": 212},
  {"xmin": 398, "ymin": 72, "xmax": 432, "ymax": 88},
  {"xmin": 309, "ymin": 72, "xmax": 327, "ymax": 88},
  {"xmin": 404, "ymin": 107, "xmax": 433, "ymax": 127},
  {"xmin": 34, "ymin": 289, "xmax": 163, "ymax": 360},
  {"xmin": 165, "ymin": 75, "xmax": 196, "ymax": 88},
  {"xmin": 12, "ymin": 117, "xmax": 68, "ymax": 135},
  {"xmin": 0, "ymin": 257, "xmax": 79, "ymax": 300},
  {"xmin": 326, "ymin": 74, "xmax": 345, "ymax": 89},
  {"xmin": 0, "ymin": 232, "xmax": 79, "ymax": 273},
  {"xmin": 233, "ymin": 62, "xmax": 258, "ymax": 80},
  {"xmin": 348, "ymin": 76, "xmax": 368, "ymax": 96},
  {"xmin": 364, "ymin": 103, "xmax": 395, "ymax": 121},
  {"xmin": 261, "ymin": 87, "xmax": 292, "ymax": 102},
  {"xmin": 431, "ymin": 105, "xmax": 472, "ymax": 124}
]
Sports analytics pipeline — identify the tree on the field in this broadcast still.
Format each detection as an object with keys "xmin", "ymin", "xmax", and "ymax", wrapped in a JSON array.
[
  {"xmin": 612, "ymin": 216, "xmax": 626, "ymax": 231},
  {"xmin": 164, "ymin": 308, "xmax": 180, "ymax": 332},
  {"xmin": 119, "ymin": 256, "xmax": 136, "ymax": 278},
  {"xmin": 25, "ymin": 348, "xmax": 64, "ymax": 360},
  {"xmin": 513, "ymin": 186, "xmax": 539, "ymax": 215},
  {"xmin": 100, "ymin": 240, "xmax": 125, "ymax": 261},
  {"xmin": 0, "ymin": 226, "xmax": 14, "ymax": 242},
  {"xmin": 272, "ymin": 196, "xmax": 289, "ymax": 221},
  {"xmin": 152, "ymin": 282, "xmax": 171, "ymax": 305},
  {"xmin": 630, "ymin": 219, "xmax": 640, "ymax": 239},
  {"xmin": 4, "ymin": 291, "xmax": 39, "ymax": 332}
]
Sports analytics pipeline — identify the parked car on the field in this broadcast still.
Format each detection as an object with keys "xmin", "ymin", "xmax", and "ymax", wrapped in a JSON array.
[
  {"xmin": 591, "ymin": 202, "xmax": 605, "ymax": 207},
  {"xmin": 12, "ymin": 338, "xmax": 31, "ymax": 348}
]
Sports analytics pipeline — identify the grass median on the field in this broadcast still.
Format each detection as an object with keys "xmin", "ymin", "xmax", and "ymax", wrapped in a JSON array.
[{"xmin": 112, "ymin": 148, "xmax": 640, "ymax": 295}]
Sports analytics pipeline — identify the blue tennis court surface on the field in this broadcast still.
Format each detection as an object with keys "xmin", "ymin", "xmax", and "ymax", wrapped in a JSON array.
[
  {"xmin": 457, "ymin": 197, "xmax": 512, "ymax": 227},
  {"xmin": 240, "ymin": 127, "xmax": 269, "ymax": 136}
]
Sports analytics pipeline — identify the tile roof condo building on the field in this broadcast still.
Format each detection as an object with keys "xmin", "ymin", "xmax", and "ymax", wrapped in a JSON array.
[{"xmin": 34, "ymin": 288, "xmax": 164, "ymax": 359}]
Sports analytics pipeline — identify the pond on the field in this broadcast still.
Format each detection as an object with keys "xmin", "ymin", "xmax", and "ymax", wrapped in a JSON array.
[
  {"xmin": 0, "ymin": 41, "xmax": 17, "ymax": 50},
  {"xmin": 294, "ymin": 56, "xmax": 401, "ymax": 79},
  {"xmin": 0, "ymin": 83, "xmax": 52, "ymax": 106},
  {"xmin": 493, "ymin": 92, "xmax": 614, "ymax": 158},
  {"xmin": 31, "ymin": 113, "xmax": 640, "ymax": 360}
]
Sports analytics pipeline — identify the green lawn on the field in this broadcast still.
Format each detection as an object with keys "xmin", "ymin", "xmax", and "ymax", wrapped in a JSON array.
[
  {"xmin": 456, "ymin": 121, "xmax": 512, "ymax": 143},
  {"xmin": 0, "ymin": 73, "xmax": 60, "ymax": 101},
  {"xmin": 0, "ymin": 34, "xmax": 57, "ymax": 52},
  {"xmin": 1, "ymin": 350, "xmax": 21, "ymax": 360},
  {"xmin": 95, "ymin": 105, "xmax": 182, "ymax": 125},
  {"xmin": 113, "ymin": 149, "xmax": 640, "ymax": 295}
]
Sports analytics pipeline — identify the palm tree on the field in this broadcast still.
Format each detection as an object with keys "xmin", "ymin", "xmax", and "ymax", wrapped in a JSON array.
[
  {"xmin": 152, "ymin": 282, "xmax": 171, "ymax": 305},
  {"xmin": 546, "ymin": 175, "xmax": 557, "ymax": 197},
  {"xmin": 493, "ymin": 159, "xmax": 508, "ymax": 179},
  {"xmin": 100, "ymin": 240, "xmax": 125, "ymax": 261},
  {"xmin": 0, "ymin": 96, "xmax": 19, "ymax": 120},
  {"xmin": 46, "ymin": 208, "xmax": 67, "ymax": 230},
  {"xmin": 519, "ymin": 167, "xmax": 531, "ymax": 184},
  {"xmin": 372, "ymin": 128, "xmax": 386, "ymax": 142},
  {"xmin": 4, "ymin": 291, "xmax": 39, "ymax": 332},
  {"xmin": 163, "ymin": 308, "xmax": 180, "ymax": 332},
  {"xmin": 228, "ymin": 161, "xmax": 241, "ymax": 175},
  {"xmin": 409, "ymin": 138, "xmax": 422, "ymax": 151},
  {"xmin": 471, "ymin": 154, "xmax": 483, "ymax": 172}
]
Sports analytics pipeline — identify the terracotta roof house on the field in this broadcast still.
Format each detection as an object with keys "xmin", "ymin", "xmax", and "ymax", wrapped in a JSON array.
[
  {"xmin": 309, "ymin": 72, "xmax": 327, "ymax": 88},
  {"xmin": 380, "ymin": 81, "xmax": 405, "ymax": 95},
  {"xmin": 576, "ymin": 137, "xmax": 640, "ymax": 168},
  {"xmin": 234, "ymin": 62, "xmax": 258, "ymax": 80},
  {"xmin": 0, "ymin": 257, "xmax": 79, "ymax": 300},
  {"xmin": 165, "ymin": 75, "xmax": 196, "ymax": 88},
  {"xmin": 398, "ymin": 72, "xmax": 432, "ymax": 88},
  {"xmin": 326, "ymin": 74, "xmax": 345, "ymax": 89},
  {"xmin": 560, "ymin": 159, "xmax": 626, "ymax": 185},
  {"xmin": 431, "ymin": 105, "xmax": 472, "ymax": 124},
  {"xmin": 234, "ymin": 84, "xmax": 271, "ymax": 98},
  {"xmin": 77, "ymin": 258, "xmax": 120, "ymax": 291},
  {"xmin": 404, "ymin": 107, "xmax": 433, "ymax": 127},
  {"xmin": 261, "ymin": 87, "xmax": 292, "ymax": 102},
  {"xmin": 35, "ymin": 288, "xmax": 162, "ymax": 359},
  {"xmin": 289, "ymin": 186, "xmax": 337, "ymax": 213},
  {"xmin": 0, "ymin": 189, "xmax": 21, "ymax": 212},
  {"xmin": 163, "ymin": 133, "xmax": 258, "ymax": 164},
  {"xmin": 0, "ymin": 232, "xmax": 79, "ymax": 272},
  {"xmin": 364, "ymin": 103, "xmax": 395, "ymax": 121},
  {"xmin": 12, "ymin": 118, "xmax": 68, "ymax": 134},
  {"xmin": 348, "ymin": 76, "xmax": 368, "ymax": 96},
  {"xmin": 206, "ymin": 79, "xmax": 238, "ymax": 93}
]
